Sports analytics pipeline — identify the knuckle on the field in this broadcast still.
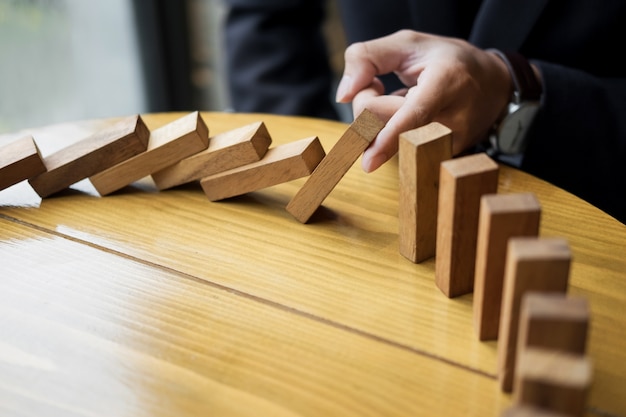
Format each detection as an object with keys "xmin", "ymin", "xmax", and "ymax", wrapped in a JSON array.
[{"xmin": 344, "ymin": 41, "xmax": 368, "ymax": 60}]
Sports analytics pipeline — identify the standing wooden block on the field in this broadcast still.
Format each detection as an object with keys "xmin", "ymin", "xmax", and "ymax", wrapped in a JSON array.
[
  {"xmin": 151, "ymin": 121, "xmax": 272, "ymax": 190},
  {"xmin": 514, "ymin": 348, "xmax": 592, "ymax": 417},
  {"xmin": 435, "ymin": 152, "xmax": 499, "ymax": 297},
  {"xmin": 0, "ymin": 135, "xmax": 46, "ymax": 191},
  {"xmin": 497, "ymin": 237, "xmax": 571, "ymax": 393},
  {"xmin": 398, "ymin": 122, "xmax": 452, "ymax": 263},
  {"xmin": 28, "ymin": 115, "xmax": 150, "ymax": 198},
  {"xmin": 200, "ymin": 136, "xmax": 325, "ymax": 201},
  {"xmin": 286, "ymin": 108, "xmax": 385, "ymax": 223},
  {"xmin": 517, "ymin": 293, "xmax": 589, "ymax": 355},
  {"xmin": 90, "ymin": 111, "xmax": 209, "ymax": 195},
  {"xmin": 473, "ymin": 192, "xmax": 541, "ymax": 341}
]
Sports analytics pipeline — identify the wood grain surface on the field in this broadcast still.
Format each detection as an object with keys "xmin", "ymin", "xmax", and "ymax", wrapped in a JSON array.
[{"xmin": 1, "ymin": 112, "xmax": 625, "ymax": 417}]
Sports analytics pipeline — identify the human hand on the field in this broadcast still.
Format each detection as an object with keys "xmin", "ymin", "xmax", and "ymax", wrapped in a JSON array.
[{"xmin": 335, "ymin": 30, "xmax": 512, "ymax": 172}]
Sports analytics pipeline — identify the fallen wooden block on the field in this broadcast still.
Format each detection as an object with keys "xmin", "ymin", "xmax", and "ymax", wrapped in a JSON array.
[
  {"xmin": 435, "ymin": 152, "xmax": 499, "ymax": 297},
  {"xmin": 200, "ymin": 136, "xmax": 325, "ymax": 201},
  {"xmin": 398, "ymin": 122, "xmax": 452, "ymax": 263},
  {"xmin": 0, "ymin": 135, "xmax": 46, "ymax": 192},
  {"xmin": 514, "ymin": 348, "xmax": 592, "ymax": 417},
  {"xmin": 497, "ymin": 237, "xmax": 571, "ymax": 393},
  {"xmin": 151, "ymin": 121, "xmax": 271, "ymax": 190},
  {"xmin": 286, "ymin": 108, "xmax": 385, "ymax": 223},
  {"xmin": 28, "ymin": 115, "xmax": 150, "ymax": 198},
  {"xmin": 517, "ymin": 292, "xmax": 589, "ymax": 356},
  {"xmin": 473, "ymin": 192, "xmax": 541, "ymax": 341},
  {"xmin": 90, "ymin": 111, "xmax": 209, "ymax": 195}
]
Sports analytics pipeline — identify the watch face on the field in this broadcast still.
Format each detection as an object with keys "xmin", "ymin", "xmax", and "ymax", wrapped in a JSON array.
[{"xmin": 498, "ymin": 103, "xmax": 539, "ymax": 154}]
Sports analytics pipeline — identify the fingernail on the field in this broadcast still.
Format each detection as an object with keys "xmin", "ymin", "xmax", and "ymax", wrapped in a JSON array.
[
  {"xmin": 335, "ymin": 75, "xmax": 352, "ymax": 102},
  {"xmin": 362, "ymin": 151, "xmax": 388, "ymax": 173}
]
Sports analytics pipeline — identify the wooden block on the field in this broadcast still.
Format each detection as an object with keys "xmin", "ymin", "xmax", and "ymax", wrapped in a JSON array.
[
  {"xmin": 497, "ymin": 237, "xmax": 571, "ymax": 393},
  {"xmin": 286, "ymin": 108, "xmax": 385, "ymax": 223},
  {"xmin": 500, "ymin": 405, "xmax": 573, "ymax": 417},
  {"xmin": 398, "ymin": 122, "xmax": 452, "ymax": 263},
  {"xmin": 89, "ymin": 111, "xmax": 209, "ymax": 195},
  {"xmin": 200, "ymin": 136, "xmax": 325, "ymax": 201},
  {"xmin": 0, "ymin": 135, "xmax": 46, "ymax": 191},
  {"xmin": 514, "ymin": 348, "xmax": 592, "ymax": 417},
  {"xmin": 518, "ymin": 292, "xmax": 589, "ymax": 355},
  {"xmin": 473, "ymin": 192, "xmax": 541, "ymax": 340},
  {"xmin": 28, "ymin": 115, "xmax": 149, "ymax": 198},
  {"xmin": 435, "ymin": 152, "xmax": 499, "ymax": 297},
  {"xmin": 151, "ymin": 121, "xmax": 271, "ymax": 190}
]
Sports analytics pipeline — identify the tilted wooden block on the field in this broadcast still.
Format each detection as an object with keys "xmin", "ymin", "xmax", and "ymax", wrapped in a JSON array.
[
  {"xmin": 286, "ymin": 108, "xmax": 385, "ymax": 223},
  {"xmin": 0, "ymin": 135, "xmax": 46, "ymax": 192},
  {"xmin": 517, "ymin": 292, "xmax": 589, "ymax": 356},
  {"xmin": 90, "ymin": 111, "xmax": 209, "ymax": 195},
  {"xmin": 200, "ymin": 136, "xmax": 325, "ymax": 201},
  {"xmin": 497, "ymin": 237, "xmax": 571, "ymax": 393},
  {"xmin": 473, "ymin": 192, "xmax": 541, "ymax": 341},
  {"xmin": 200, "ymin": 137, "xmax": 325, "ymax": 201},
  {"xmin": 28, "ymin": 115, "xmax": 150, "ymax": 198},
  {"xmin": 435, "ymin": 152, "xmax": 499, "ymax": 297},
  {"xmin": 514, "ymin": 348, "xmax": 592, "ymax": 417},
  {"xmin": 151, "ymin": 121, "xmax": 271, "ymax": 190},
  {"xmin": 398, "ymin": 122, "xmax": 452, "ymax": 263}
]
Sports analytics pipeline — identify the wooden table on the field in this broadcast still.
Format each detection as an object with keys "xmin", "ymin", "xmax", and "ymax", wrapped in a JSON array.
[{"xmin": 1, "ymin": 112, "xmax": 624, "ymax": 417}]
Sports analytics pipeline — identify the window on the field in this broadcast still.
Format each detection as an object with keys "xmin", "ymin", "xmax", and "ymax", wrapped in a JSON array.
[{"xmin": 0, "ymin": 0, "xmax": 228, "ymax": 134}]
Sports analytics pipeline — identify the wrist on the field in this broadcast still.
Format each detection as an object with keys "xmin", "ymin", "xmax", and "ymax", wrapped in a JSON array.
[{"xmin": 487, "ymin": 49, "xmax": 515, "ymax": 125}]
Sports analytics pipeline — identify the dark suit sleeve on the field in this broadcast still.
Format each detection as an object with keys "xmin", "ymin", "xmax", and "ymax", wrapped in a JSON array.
[
  {"xmin": 223, "ymin": 0, "xmax": 339, "ymax": 120},
  {"xmin": 522, "ymin": 62, "xmax": 626, "ymax": 223}
]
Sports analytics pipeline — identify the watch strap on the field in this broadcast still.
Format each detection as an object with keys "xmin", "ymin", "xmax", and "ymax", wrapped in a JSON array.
[{"xmin": 490, "ymin": 49, "xmax": 542, "ymax": 101}]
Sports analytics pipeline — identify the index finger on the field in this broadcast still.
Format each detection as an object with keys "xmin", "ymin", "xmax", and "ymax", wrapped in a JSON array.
[
  {"xmin": 362, "ymin": 70, "xmax": 449, "ymax": 172},
  {"xmin": 336, "ymin": 32, "xmax": 420, "ymax": 103}
]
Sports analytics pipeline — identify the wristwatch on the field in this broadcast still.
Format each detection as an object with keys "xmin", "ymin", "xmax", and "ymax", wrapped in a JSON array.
[{"xmin": 489, "ymin": 49, "xmax": 542, "ymax": 155}]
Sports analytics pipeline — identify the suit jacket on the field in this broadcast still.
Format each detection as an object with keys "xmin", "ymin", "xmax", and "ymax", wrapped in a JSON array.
[{"xmin": 224, "ymin": 0, "xmax": 626, "ymax": 223}]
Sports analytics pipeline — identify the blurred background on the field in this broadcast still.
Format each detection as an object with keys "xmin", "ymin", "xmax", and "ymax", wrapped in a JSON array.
[{"xmin": 0, "ymin": 0, "xmax": 346, "ymax": 134}]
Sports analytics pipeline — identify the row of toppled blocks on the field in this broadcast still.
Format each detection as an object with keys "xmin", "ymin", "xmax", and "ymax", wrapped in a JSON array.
[{"xmin": 0, "ymin": 109, "xmax": 385, "ymax": 223}]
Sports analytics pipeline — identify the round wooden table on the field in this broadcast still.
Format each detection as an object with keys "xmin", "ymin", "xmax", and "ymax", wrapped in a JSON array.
[{"xmin": 1, "ymin": 112, "xmax": 624, "ymax": 416}]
